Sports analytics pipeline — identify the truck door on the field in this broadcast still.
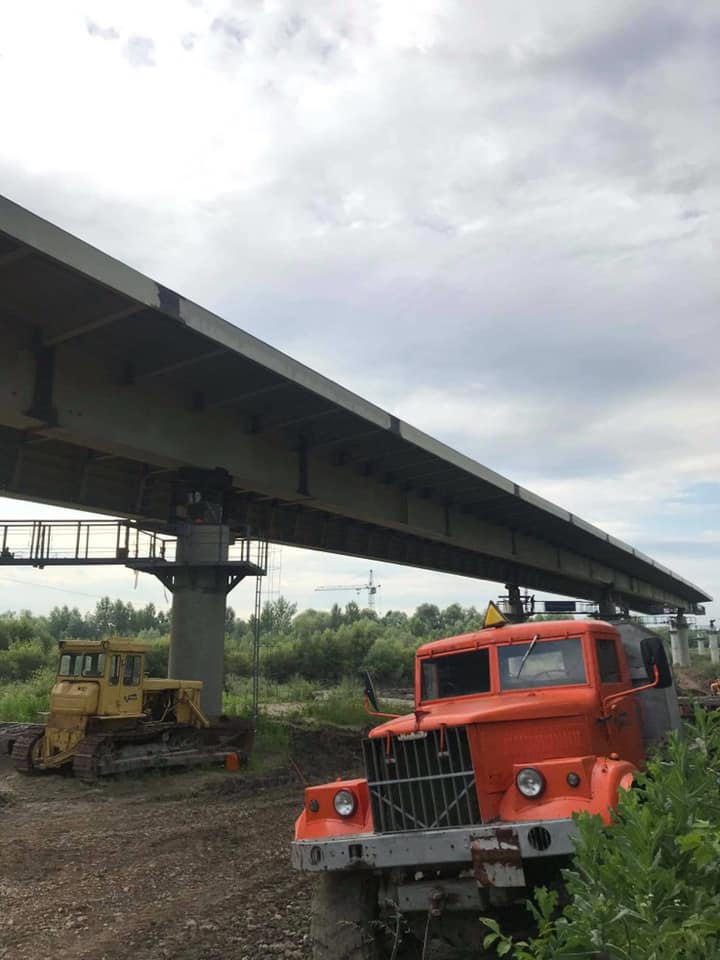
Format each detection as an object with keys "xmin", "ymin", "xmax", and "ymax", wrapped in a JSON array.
[{"xmin": 595, "ymin": 636, "xmax": 643, "ymax": 765}]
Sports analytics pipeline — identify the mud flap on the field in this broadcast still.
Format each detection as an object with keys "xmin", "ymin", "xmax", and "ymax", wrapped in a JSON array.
[{"xmin": 471, "ymin": 827, "xmax": 525, "ymax": 887}]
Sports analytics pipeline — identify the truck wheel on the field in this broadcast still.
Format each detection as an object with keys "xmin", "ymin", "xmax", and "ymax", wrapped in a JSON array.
[{"xmin": 311, "ymin": 872, "xmax": 380, "ymax": 959}]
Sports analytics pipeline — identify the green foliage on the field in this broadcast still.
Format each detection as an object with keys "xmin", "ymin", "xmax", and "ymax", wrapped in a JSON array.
[
  {"xmin": 361, "ymin": 637, "xmax": 415, "ymax": 685},
  {"xmin": 0, "ymin": 594, "xmax": 492, "ymax": 723},
  {"xmin": 301, "ymin": 678, "xmax": 373, "ymax": 726},
  {"xmin": 145, "ymin": 636, "xmax": 170, "ymax": 677},
  {"xmin": 0, "ymin": 666, "xmax": 53, "ymax": 721},
  {"xmin": 0, "ymin": 641, "xmax": 49, "ymax": 682},
  {"xmin": 483, "ymin": 708, "xmax": 720, "ymax": 959}
]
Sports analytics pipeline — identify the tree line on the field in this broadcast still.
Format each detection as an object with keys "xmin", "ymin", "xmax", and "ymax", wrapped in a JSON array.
[{"xmin": 0, "ymin": 597, "xmax": 489, "ymax": 688}]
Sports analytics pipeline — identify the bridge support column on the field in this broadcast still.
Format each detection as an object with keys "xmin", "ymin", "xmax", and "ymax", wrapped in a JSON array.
[
  {"xmin": 709, "ymin": 628, "xmax": 719, "ymax": 665},
  {"xmin": 132, "ymin": 520, "xmax": 263, "ymax": 718},
  {"xmin": 504, "ymin": 584, "xmax": 527, "ymax": 623},
  {"xmin": 670, "ymin": 611, "xmax": 690, "ymax": 668},
  {"xmin": 598, "ymin": 590, "xmax": 617, "ymax": 620},
  {"xmin": 167, "ymin": 523, "xmax": 232, "ymax": 718}
]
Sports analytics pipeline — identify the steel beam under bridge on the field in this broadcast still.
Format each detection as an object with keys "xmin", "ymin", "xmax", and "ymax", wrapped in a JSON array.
[{"xmin": 0, "ymin": 193, "xmax": 711, "ymax": 615}]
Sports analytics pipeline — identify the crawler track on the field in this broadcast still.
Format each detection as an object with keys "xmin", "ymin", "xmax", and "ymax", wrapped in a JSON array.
[
  {"xmin": 71, "ymin": 726, "xmax": 246, "ymax": 779},
  {"xmin": 72, "ymin": 733, "xmax": 113, "ymax": 779},
  {"xmin": 10, "ymin": 727, "xmax": 45, "ymax": 773}
]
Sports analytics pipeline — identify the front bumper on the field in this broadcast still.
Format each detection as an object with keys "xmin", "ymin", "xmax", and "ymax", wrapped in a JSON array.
[{"xmin": 292, "ymin": 818, "xmax": 577, "ymax": 885}]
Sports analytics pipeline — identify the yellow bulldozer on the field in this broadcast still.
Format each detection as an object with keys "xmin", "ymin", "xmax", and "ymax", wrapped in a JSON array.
[{"xmin": 11, "ymin": 638, "xmax": 253, "ymax": 778}]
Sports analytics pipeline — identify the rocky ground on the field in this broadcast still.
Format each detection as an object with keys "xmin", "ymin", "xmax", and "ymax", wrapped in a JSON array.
[{"xmin": 0, "ymin": 727, "xmax": 364, "ymax": 960}]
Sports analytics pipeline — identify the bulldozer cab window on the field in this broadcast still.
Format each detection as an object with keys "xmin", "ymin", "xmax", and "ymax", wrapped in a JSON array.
[
  {"xmin": 421, "ymin": 649, "xmax": 491, "ymax": 701},
  {"xmin": 109, "ymin": 655, "xmax": 121, "ymax": 686},
  {"xmin": 58, "ymin": 653, "xmax": 81, "ymax": 676},
  {"xmin": 123, "ymin": 655, "xmax": 142, "ymax": 687},
  {"xmin": 80, "ymin": 653, "xmax": 106, "ymax": 678},
  {"xmin": 499, "ymin": 637, "xmax": 587, "ymax": 690},
  {"xmin": 58, "ymin": 652, "xmax": 105, "ymax": 677}
]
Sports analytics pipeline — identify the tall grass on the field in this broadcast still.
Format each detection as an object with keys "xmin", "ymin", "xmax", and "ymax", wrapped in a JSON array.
[
  {"xmin": 222, "ymin": 675, "xmax": 412, "ymax": 727},
  {"xmin": 222, "ymin": 675, "xmax": 316, "ymax": 718},
  {"xmin": 0, "ymin": 667, "xmax": 53, "ymax": 721}
]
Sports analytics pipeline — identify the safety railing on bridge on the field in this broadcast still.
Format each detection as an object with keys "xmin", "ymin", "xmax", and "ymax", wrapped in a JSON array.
[
  {"xmin": 0, "ymin": 520, "xmax": 173, "ymax": 566},
  {"xmin": 0, "ymin": 520, "xmax": 268, "ymax": 571}
]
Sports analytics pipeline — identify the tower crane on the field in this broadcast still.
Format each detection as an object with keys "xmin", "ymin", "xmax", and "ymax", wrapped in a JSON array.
[{"xmin": 315, "ymin": 569, "xmax": 381, "ymax": 610}]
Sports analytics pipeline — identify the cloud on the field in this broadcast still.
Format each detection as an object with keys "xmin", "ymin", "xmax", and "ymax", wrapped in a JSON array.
[
  {"xmin": 124, "ymin": 34, "xmax": 156, "ymax": 67},
  {"xmin": 86, "ymin": 19, "xmax": 119, "ymax": 42},
  {"xmin": 210, "ymin": 16, "xmax": 249, "ymax": 48},
  {"xmin": 0, "ymin": 0, "xmax": 717, "ymax": 615}
]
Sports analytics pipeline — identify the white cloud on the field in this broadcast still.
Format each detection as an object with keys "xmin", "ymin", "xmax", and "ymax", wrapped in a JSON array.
[{"xmin": 0, "ymin": 1, "xmax": 717, "ymax": 616}]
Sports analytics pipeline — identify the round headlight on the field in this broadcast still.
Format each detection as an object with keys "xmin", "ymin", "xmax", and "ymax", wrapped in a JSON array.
[
  {"xmin": 333, "ymin": 789, "xmax": 357, "ymax": 817},
  {"xmin": 516, "ymin": 767, "xmax": 545, "ymax": 799}
]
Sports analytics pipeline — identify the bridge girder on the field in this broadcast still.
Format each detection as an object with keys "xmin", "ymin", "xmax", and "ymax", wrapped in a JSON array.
[{"xmin": 0, "ymin": 194, "xmax": 710, "ymax": 615}]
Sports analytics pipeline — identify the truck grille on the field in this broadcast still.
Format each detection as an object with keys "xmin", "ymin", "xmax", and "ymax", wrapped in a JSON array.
[{"xmin": 363, "ymin": 726, "xmax": 480, "ymax": 833}]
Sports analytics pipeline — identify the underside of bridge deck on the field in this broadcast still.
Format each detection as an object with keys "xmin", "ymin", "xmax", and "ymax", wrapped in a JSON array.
[{"xmin": 0, "ymin": 195, "xmax": 710, "ymax": 707}]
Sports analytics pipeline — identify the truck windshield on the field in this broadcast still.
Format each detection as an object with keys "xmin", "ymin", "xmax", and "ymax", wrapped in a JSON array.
[
  {"xmin": 58, "ymin": 652, "xmax": 106, "ymax": 678},
  {"xmin": 498, "ymin": 638, "xmax": 586, "ymax": 690},
  {"xmin": 421, "ymin": 648, "xmax": 491, "ymax": 701}
]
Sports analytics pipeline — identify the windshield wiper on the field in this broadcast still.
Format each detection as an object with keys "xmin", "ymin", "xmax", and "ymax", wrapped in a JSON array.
[{"xmin": 515, "ymin": 633, "xmax": 540, "ymax": 679}]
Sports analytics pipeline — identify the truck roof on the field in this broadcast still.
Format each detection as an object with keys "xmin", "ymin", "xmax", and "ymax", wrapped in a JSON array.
[{"xmin": 416, "ymin": 618, "xmax": 617, "ymax": 658}]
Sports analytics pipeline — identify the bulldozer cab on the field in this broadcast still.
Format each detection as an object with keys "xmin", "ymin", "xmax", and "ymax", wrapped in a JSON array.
[{"xmin": 54, "ymin": 640, "xmax": 150, "ymax": 718}]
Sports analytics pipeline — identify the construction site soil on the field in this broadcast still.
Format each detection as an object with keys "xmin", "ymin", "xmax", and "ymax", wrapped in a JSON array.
[{"xmin": 0, "ymin": 725, "xmax": 367, "ymax": 960}]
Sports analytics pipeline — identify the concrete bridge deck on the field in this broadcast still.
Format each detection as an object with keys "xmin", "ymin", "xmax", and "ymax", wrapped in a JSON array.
[{"xmin": 0, "ymin": 194, "xmax": 708, "ymax": 616}]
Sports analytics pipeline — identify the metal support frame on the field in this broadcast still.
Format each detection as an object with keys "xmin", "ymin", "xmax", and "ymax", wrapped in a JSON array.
[{"xmin": 252, "ymin": 562, "xmax": 264, "ymax": 722}]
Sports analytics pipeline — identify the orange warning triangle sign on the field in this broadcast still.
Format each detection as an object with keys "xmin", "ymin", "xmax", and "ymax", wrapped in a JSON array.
[{"xmin": 483, "ymin": 601, "xmax": 509, "ymax": 629}]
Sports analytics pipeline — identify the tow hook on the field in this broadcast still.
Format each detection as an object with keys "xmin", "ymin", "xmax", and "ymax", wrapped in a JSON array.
[{"xmin": 429, "ymin": 887, "xmax": 444, "ymax": 918}]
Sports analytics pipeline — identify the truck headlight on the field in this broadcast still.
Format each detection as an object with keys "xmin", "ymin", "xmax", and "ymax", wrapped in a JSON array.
[
  {"xmin": 516, "ymin": 767, "xmax": 545, "ymax": 799},
  {"xmin": 333, "ymin": 789, "xmax": 357, "ymax": 817}
]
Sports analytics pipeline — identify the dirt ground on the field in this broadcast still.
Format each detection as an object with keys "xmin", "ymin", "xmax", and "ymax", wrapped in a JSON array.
[{"xmin": 0, "ymin": 727, "xmax": 365, "ymax": 960}]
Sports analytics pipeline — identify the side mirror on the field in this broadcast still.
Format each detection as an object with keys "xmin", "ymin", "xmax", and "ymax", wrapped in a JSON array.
[
  {"xmin": 641, "ymin": 635, "xmax": 673, "ymax": 690},
  {"xmin": 362, "ymin": 670, "xmax": 380, "ymax": 712}
]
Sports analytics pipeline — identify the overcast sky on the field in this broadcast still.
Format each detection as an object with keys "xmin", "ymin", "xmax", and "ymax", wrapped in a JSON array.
[{"xmin": 0, "ymin": 1, "xmax": 717, "ymax": 621}]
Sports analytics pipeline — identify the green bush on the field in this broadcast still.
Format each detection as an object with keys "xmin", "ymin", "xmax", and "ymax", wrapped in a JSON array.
[
  {"xmin": 484, "ymin": 709, "xmax": 720, "ymax": 959},
  {"xmin": 361, "ymin": 637, "xmax": 415, "ymax": 685},
  {"xmin": 0, "ymin": 641, "xmax": 50, "ymax": 683},
  {"xmin": 0, "ymin": 667, "xmax": 54, "ymax": 721},
  {"xmin": 145, "ymin": 637, "xmax": 170, "ymax": 677}
]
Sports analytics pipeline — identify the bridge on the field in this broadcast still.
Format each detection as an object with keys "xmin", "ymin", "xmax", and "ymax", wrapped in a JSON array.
[{"xmin": 0, "ymin": 194, "xmax": 710, "ymax": 711}]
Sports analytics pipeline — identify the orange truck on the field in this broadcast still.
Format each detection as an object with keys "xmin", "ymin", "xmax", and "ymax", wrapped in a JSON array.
[{"xmin": 292, "ymin": 610, "xmax": 679, "ymax": 957}]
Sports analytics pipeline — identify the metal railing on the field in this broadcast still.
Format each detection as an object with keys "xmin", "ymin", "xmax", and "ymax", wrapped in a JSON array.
[
  {"xmin": 0, "ymin": 520, "xmax": 171, "ymax": 565},
  {"xmin": 0, "ymin": 520, "xmax": 268, "ymax": 570}
]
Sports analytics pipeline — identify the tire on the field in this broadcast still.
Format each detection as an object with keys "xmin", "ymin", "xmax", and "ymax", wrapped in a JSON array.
[{"xmin": 310, "ymin": 872, "xmax": 380, "ymax": 960}]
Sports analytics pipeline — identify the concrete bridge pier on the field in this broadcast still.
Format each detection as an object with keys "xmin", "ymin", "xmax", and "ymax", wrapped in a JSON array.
[
  {"xmin": 598, "ymin": 590, "xmax": 618, "ymax": 621},
  {"xmin": 134, "ymin": 521, "xmax": 262, "ymax": 717},
  {"xmin": 670, "ymin": 611, "xmax": 691, "ymax": 668},
  {"xmin": 504, "ymin": 584, "xmax": 527, "ymax": 622},
  {"xmin": 168, "ymin": 523, "xmax": 232, "ymax": 718},
  {"xmin": 708, "ymin": 629, "xmax": 719, "ymax": 666}
]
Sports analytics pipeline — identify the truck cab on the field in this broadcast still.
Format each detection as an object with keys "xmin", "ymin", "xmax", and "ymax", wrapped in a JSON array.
[{"xmin": 292, "ymin": 615, "xmax": 677, "ymax": 957}]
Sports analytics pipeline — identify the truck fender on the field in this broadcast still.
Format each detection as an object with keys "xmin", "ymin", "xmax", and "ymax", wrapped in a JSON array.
[{"xmin": 589, "ymin": 758, "xmax": 638, "ymax": 822}]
